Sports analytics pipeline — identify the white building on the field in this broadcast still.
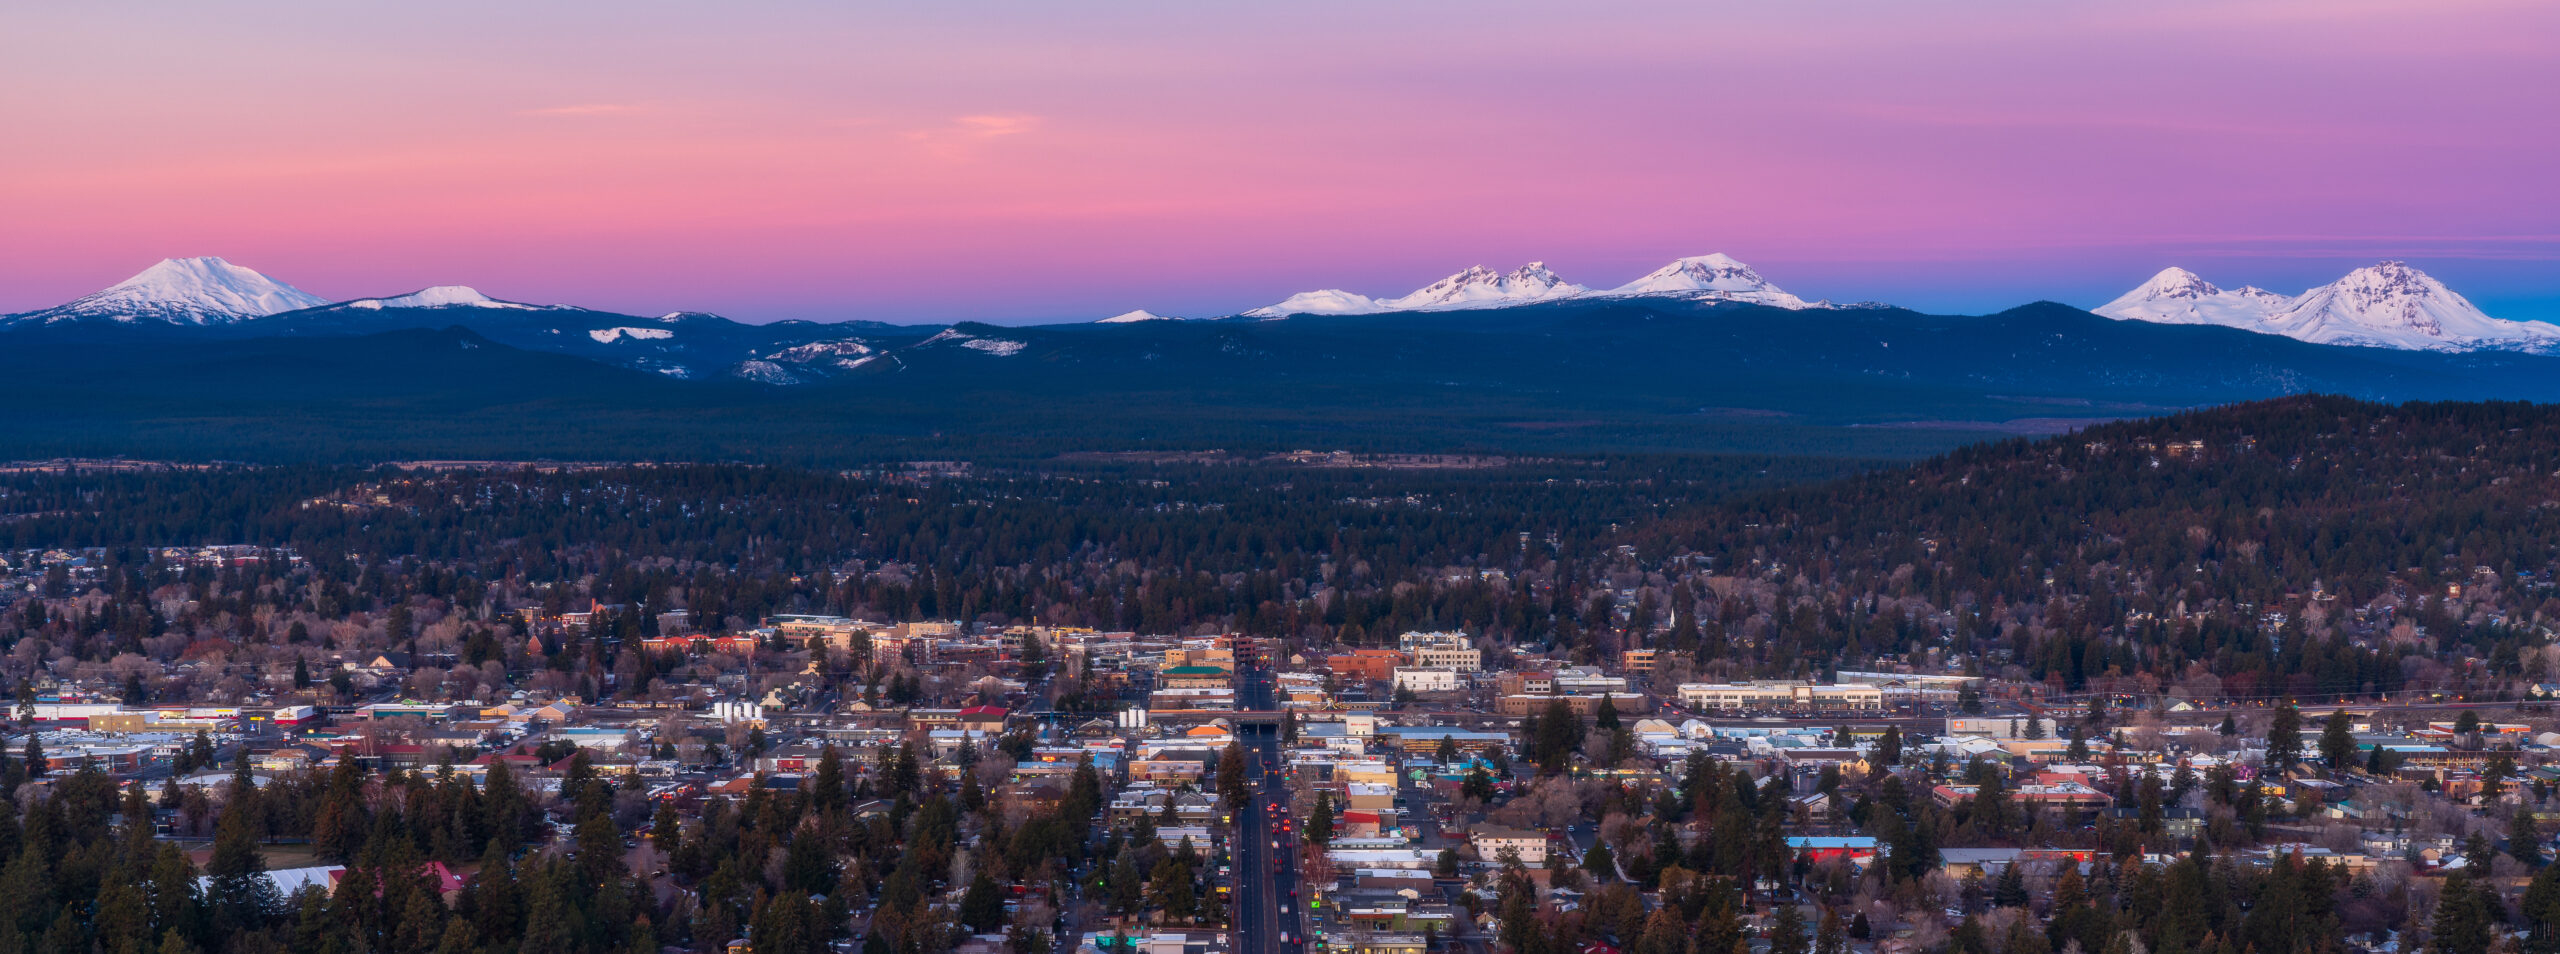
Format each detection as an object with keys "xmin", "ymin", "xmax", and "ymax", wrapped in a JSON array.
[
  {"xmin": 1675, "ymin": 681, "xmax": 1884, "ymax": 711},
  {"xmin": 1399, "ymin": 631, "xmax": 1482, "ymax": 672},
  {"xmin": 1392, "ymin": 667, "xmax": 1460, "ymax": 693}
]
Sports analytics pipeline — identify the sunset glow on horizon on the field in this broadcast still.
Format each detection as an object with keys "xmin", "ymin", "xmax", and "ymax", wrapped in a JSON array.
[{"xmin": 4, "ymin": 1, "xmax": 2555, "ymax": 324}]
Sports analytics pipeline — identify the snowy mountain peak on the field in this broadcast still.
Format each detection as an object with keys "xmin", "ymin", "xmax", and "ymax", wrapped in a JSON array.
[
  {"xmin": 2130, "ymin": 266, "xmax": 2221, "ymax": 299},
  {"xmin": 1603, "ymin": 253, "xmax": 1811, "ymax": 308},
  {"xmin": 1242, "ymin": 289, "xmax": 1388, "ymax": 319},
  {"xmin": 2094, "ymin": 267, "xmax": 2291, "ymax": 329},
  {"xmin": 1387, "ymin": 262, "xmax": 1587, "ymax": 311},
  {"xmin": 2267, "ymin": 261, "xmax": 2558, "ymax": 351},
  {"xmin": 22, "ymin": 256, "xmax": 330, "ymax": 325},
  {"xmin": 1098, "ymin": 309, "xmax": 1182, "ymax": 323},
  {"xmin": 345, "ymin": 285, "xmax": 537, "ymax": 311},
  {"xmin": 1243, "ymin": 253, "xmax": 1836, "ymax": 317}
]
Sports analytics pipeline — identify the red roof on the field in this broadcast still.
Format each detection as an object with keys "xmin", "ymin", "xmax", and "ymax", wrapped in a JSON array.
[
  {"xmin": 332, "ymin": 861, "xmax": 465, "ymax": 896},
  {"xmin": 1342, "ymin": 810, "xmax": 1383, "ymax": 824},
  {"xmin": 958, "ymin": 705, "xmax": 1009, "ymax": 719}
]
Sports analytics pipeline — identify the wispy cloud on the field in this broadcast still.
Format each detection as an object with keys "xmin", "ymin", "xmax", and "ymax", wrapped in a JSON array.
[
  {"xmin": 902, "ymin": 114, "xmax": 1043, "ymax": 160},
  {"xmin": 516, "ymin": 103, "xmax": 643, "ymax": 118},
  {"xmin": 950, "ymin": 114, "xmax": 1037, "ymax": 137}
]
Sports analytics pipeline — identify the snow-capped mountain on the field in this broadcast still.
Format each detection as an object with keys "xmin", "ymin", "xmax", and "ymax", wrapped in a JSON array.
[
  {"xmin": 2093, "ymin": 267, "xmax": 2291, "ymax": 330},
  {"xmin": 2267, "ymin": 262, "xmax": 2559, "ymax": 351},
  {"xmin": 1601, "ymin": 253, "xmax": 1812, "ymax": 309},
  {"xmin": 1243, "ymin": 289, "xmax": 1389, "ymax": 318},
  {"xmin": 5, "ymin": 257, "xmax": 329, "ymax": 326},
  {"xmin": 1243, "ymin": 254, "xmax": 1831, "ymax": 318},
  {"xmin": 1389, "ymin": 263, "xmax": 1587, "ymax": 311},
  {"xmin": 1097, "ymin": 309, "xmax": 1182, "ymax": 323},
  {"xmin": 345, "ymin": 285, "xmax": 539, "ymax": 310},
  {"xmin": 1246, "ymin": 262, "xmax": 1585, "ymax": 318},
  {"xmin": 2098, "ymin": 261, "xmax": 2559, "ymax": 353}
]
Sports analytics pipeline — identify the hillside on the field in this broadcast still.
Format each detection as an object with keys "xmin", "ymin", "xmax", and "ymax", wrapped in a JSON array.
[
  {"xmin": 1643, "ymin": 395, "xmax": 2560, "ymax": 695},
  {"xmin": 5, "ymin": 297, "xmax": 2560, "ymax": 462}
]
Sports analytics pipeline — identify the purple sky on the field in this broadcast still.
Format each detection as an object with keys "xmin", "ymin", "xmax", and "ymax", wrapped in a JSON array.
[{"xmin": 2, "ymin": 1, "xmax": 2554, "ymax": 324}]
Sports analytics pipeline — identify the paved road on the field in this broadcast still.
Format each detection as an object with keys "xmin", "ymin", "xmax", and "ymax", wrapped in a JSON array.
[{"xmin": 1234, "ymin": 657, "xmax": 1302, "ymax": 954}]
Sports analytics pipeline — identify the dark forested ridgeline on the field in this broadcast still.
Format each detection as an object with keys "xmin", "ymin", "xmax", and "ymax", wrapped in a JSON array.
[
  {"xmin": 0, "ymin": 456, "xmax": 1845, "ymax": 648},
  {"xmin": 1646, "ymin": 396, "xmax": 2560, "ymax": 696},
  {"xmin": 3, "ymin": 396, "xmax": 2558, "ymax": 699},
  {"xmin": 7, "ymin": 298, "xmax": 2560, "ymax": 461}
]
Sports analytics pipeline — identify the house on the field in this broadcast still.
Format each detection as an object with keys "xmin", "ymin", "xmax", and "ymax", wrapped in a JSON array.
[
  {"xmin": 1328, "ymin": 650, "xmax": 1404, "ymax": 684},
  {"xmin": 1470, "ymin": 825, "xmax": 1548, "ymax": 866},
  {"xmin": 956, "ymin": 705, "xmax": 1010, "ymax": 733},
  {"xmin": 1109, "ymin": 789, "xmax": 1219, "ymax": 828},
  {"xmin": 1159, "ymin": 667, "xmax": 1232, "ymax": 690},
  {"xmin": 1351, "ymin": 935, "xmax": 1427, "ymax": 954},
  {"xmin": 1786, "ymin": 835, "xmax": 1876, "ymax": 866}
]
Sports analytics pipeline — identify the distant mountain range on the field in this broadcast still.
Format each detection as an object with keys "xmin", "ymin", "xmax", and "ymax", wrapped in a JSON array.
[
  {"xmin": 1234, "ymin": 253, "xmax": 1854, "ymax": 317},
  {"xmin": 4, "ymin": 254, "xmax": 2557, "ymax": 462},
  {"xmin": 2094, "ymin": 261, "xmax": 2559, "ymax": 353}
]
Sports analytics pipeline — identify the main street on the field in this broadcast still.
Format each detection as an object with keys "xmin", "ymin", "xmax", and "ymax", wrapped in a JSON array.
[{"xmin": 1233, "ymin": 651, "xmax": 1302, "ymax": 954}]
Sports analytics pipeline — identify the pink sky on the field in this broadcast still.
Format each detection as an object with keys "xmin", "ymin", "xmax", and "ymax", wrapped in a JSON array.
[{"xmin": 3, "ymin": 1, "xmax": 2554, "ymax": 323}]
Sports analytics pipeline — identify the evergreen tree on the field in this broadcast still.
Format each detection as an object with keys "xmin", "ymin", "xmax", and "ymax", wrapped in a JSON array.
[
  {"xmin": 1991, "ymin": 863, "xmax": 2028, "ymax": 907},
  {"xmin": 1814, "ymin": 908, "xmax": 1847, "ymax": 954},
  {"xmin": 204, "ymin": 791, "xmax": 277, "ymax": 936},
  {"xmin": 959, "ymin": 873, "xmax": 1005, "ymax": 933},
  {"xmin": 1583, "ymin": 839, "xmax": 1616, "ymax": 881},
  {"xmin": 1148, "ymin": 857, "xmax": 1197, "ymax": 924},
  {"xmin": 2515, "ymin": 805, "xmax": 2547, "ymax": 868},
  {"xmin": 2524, "ymin": 862, "xmax": 2560, "ymax": 954},
  {"xmin": 1216, "ymin": 743, "xmax": 1248, "ymax": 807},
  {"xmin": 2266, "ymin": 705, "xmax": 2303, "ymax": 770},
  {"xmin": 2319, "ymin": 709, "xmax": 2357, "ymax": 771},
  {"xmin": 1635, "ymin": 905, "xmax": 1687, "ymax": 954},
  {"xmin": 2430, "ymin": 872, "xmax": 2493, "ymax": 954},
  {"xmin": 1767, "ymin": 905, "xmax": 1811, "ymax": 954}
]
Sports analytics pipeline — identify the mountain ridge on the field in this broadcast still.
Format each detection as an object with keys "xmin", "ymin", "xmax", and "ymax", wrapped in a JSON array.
[
  {"xmin": 4, "ymin": 293, "xmax": 2559, "ymax": 462},
  {"xmin": 2096, "ymin": 260, "xmax": 2557, "ymax": 353}
]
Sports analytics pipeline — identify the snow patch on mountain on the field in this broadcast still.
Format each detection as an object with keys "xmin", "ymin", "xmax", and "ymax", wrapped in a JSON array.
[
  {"xmin": 920, "ymin": 328, "xmax": 1029, "ymax": 356},
  {"xmin": 346, "ymin": 286, "xmax": 537, "ymax": 311},
  {"xmin": 17, "ymin": 257, "xmax": 329, "ymax": 325},
  {"xmin": 730, "ymin": 360, "xmax": 803, "ymax": 386},
  {"xmin": 2098, "ymin": 261, "xmax": 2560, "ymax": 353},
  {"xmin": 588, "ymin": 326, "xmax": 676, "ymax": 344},
  {"xmin": 1098, "ymin": 309, "xmax": 1182, "ymax": 323},
  {"xmin": 764, "ymin": 339, "xmax": 875, "ymax": 366}
]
